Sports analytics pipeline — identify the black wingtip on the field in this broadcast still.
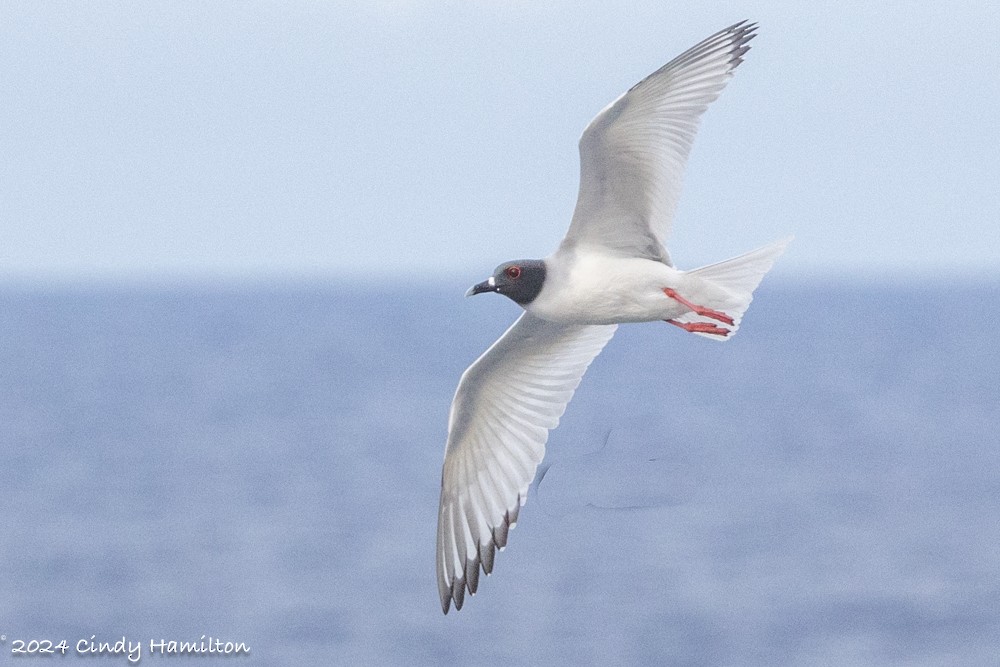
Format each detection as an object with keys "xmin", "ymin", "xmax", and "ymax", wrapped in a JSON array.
[
  {"xmin": 482, "ymin": 540, "xmax": 496, "ymax": 574},
  {"xmin": 452, "ymin": 576, "xmax": 465, "ymax": 611},
  {"xmin": 466, "ymin": 554, "xmax": 481, "ymax": 595},
  {"xmin": 727, "ymin": 21, "xmax": 759, "ymax": 69}
]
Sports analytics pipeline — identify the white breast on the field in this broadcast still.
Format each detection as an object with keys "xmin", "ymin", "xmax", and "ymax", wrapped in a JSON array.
[{"xmin": 526, "ymin": 250, "xmax": 691, "ymax": 325}]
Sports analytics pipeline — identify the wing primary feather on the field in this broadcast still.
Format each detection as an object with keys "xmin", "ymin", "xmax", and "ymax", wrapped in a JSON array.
[
  {"xmin": 493, "ymin": 520, "xmax": 509, "ymax": 550},
  {"xmin": 437, "ymin": 505, "xmax": 452, "ymax": 614},
  {"xmin": 449, "ymin": 501, "xmax": 467, "ymax": 584},
  {"xmin": 466, "ymin": 551, "xmax": 481, "ymax": 595},
  {"xmin": 507, "ymin": 498, "xmax": 521, "ymax": 528},
  {"xmin": 481, "ymin": 540, "xmax": 496, "ymax": 575},
  {"xmin": 438, "ymin": 581, "xmax": 451, "ymax": 616},
  {"xmin": 440, "ymin": 502, "xmax": 459, "ymax": 612},
  {"xmin": 451, "ymin": 575, "xmax": 465, "ymax": 611}
]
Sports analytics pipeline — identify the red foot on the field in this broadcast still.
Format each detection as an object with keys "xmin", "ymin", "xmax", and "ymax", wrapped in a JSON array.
[
  {"xmin": 666, "ymin": 319, "xmax": 731, "ymax": 336},
  {"xmin": 662, "ymin": 288, "xmax": 734, "ymax": 325}
]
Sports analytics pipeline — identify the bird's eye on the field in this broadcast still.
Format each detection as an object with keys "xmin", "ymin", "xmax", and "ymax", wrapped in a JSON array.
[{"xmin": 505, "ymin": 266, "xmax": 522, "ymax": 279}]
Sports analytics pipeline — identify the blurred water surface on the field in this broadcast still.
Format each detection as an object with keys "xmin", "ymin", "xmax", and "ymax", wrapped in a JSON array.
[{"xmin": 1, "ymin": 281, "xmax": 998, "ymax": 665}]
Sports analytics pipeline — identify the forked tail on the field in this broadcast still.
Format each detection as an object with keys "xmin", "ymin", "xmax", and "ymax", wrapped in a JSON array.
[{"xmin": 674, "ymin": 237, "xmax": 791, "ymax": 340}]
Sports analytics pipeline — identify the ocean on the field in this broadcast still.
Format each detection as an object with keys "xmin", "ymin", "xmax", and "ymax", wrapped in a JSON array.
[{"xmin": 1, "ymin": 280, "xmax": 998, "ymax": 665}]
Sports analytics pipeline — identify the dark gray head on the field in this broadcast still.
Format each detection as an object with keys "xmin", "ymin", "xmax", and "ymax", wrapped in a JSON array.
[{"xmin": 466, "ymin": 259, "xmax": 547, "ymax": 305}]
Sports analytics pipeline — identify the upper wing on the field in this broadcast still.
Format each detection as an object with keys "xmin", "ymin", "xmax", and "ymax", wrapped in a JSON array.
[
  {"xmin": 561, "ymin": 21, "xmax": 758, "ymax": 264},
  {"xmin": 437, "ymin": 312, "xmax": 617, "ymax": 613}
]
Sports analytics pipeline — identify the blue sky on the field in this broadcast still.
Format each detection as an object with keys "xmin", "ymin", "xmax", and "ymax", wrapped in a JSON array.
[{"xmin": 2, "ymin": 2, "xmax": 998, "ymax": 282}]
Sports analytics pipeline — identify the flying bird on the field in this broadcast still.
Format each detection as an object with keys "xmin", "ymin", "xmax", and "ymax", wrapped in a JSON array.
[{"xmin": 436, "ymin": 20, "xmax": 789, "ymax": 613}]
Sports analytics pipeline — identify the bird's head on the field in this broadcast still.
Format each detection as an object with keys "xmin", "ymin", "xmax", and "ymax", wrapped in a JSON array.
[{"xmin": 466, "ymin": 259, "xmax": 547, "ymax": 305}]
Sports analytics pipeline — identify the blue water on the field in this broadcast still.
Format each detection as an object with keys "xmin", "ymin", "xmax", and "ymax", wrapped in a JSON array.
[{"xmin": 1, "ymin": 280, "xmax": 998, "ymax": 665}]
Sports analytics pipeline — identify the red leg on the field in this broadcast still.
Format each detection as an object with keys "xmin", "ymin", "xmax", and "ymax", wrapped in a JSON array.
[
  {"xmin": 666, "ymin": 319, "xmax": 731, "ymax": 336},
  {"xmin": 662, "ymin": 288, "xmax": 734, "ymax": 325}
]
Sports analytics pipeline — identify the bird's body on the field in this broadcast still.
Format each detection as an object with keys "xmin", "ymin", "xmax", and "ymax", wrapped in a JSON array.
[
  {"xmin": 529, "ymin": 252, "xmax": 688, "ymax": 324},
  {"xmin": 436, "ymin": 20, "xmax": 790, "ymax": 613},
  {"xmin": 531, "ymin": 240, "xmax": 789, "ymax": 327}
]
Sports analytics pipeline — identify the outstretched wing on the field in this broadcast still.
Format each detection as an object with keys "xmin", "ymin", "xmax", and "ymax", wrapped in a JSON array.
[
  {"xmin": 437, "ymin": 312, "xmax": 617, "ymax": 613},
  {"xmin": 562, "ymin": 21, "xmax": 757, "ymax": 264}
]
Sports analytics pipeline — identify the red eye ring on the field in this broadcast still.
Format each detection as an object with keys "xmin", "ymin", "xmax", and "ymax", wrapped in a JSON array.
[{"xmin": 505, "ymin": 265, "xmax": 522, "ymax": 279}]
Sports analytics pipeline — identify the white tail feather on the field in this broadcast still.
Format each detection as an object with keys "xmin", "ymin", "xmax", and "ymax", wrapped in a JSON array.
[{"xmin": 677, "ymin": 237, "xmax": 791, "ymax": 340}]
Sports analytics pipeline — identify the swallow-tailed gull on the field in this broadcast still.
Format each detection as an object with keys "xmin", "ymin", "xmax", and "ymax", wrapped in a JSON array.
[{"xmin": 437, "ymin": 20, "xmax": 789, "ymax": 613}]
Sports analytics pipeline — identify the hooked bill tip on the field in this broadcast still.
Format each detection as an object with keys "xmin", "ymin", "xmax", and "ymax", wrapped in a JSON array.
[{"xmin": 465, "ymin": 276, "xmax": 496, "ymax": 297}]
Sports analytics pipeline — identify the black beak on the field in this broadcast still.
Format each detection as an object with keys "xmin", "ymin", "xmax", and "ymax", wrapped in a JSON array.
[{"xmin": 465, "ymin": 277, "xmax": 497, "ymax": 297}]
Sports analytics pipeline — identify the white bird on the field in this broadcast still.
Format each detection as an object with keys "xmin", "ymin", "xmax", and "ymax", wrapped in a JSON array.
[{"xmin": 437, "ymin": 20, "xmax": 789, "ymax": 613}]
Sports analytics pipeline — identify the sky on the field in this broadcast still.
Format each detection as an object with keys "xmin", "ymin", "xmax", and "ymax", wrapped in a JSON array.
[{"xmin": 2, "ymin": 1, "xmax": 998, "ymax": 283}]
